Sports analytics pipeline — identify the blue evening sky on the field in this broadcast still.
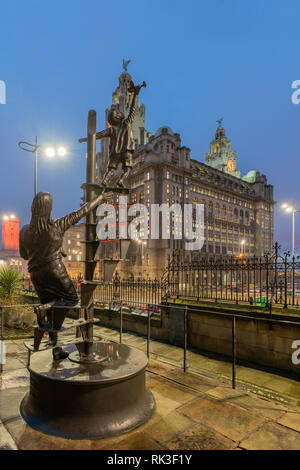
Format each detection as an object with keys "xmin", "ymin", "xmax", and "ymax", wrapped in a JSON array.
[{"xmin": 0, "ymin": 0, "xmax": 299, "ymax": 254}]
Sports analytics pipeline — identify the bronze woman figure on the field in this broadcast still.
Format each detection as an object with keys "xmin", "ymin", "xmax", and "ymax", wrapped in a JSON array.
[{"xmin": 20, "ymin": 191, "xmax": 103, "ymax": 360}]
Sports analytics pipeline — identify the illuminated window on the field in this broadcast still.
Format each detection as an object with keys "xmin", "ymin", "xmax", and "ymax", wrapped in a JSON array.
[
  {"xmin": 166, "ymin": 184, "xmax": 170, "ymax": 194},
  {"xmin": 146, "ymin": 185, "xmax": 150, "ymax": 195}
]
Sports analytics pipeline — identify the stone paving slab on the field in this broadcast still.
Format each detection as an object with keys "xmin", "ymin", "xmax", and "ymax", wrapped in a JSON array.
[
  {"xmin": 278, "ymin": 412, "xmax": 300, "ymax": 432},
  {"xmin": 0, "ymin": 368, "xmax": 29, "ymax": 390},
  {"xmin": 142, "ymin": 411, "xmax": 193, "ymax": 445},
  {"xmin": 166, "ymin": 424, "xmax": 237, "ymax": 450},
  {"xmin": 103, "ymin": 432, "xmax": 165, "ymax": 451},
  {"xmin": 206, "ymin": 386, "xmax": 289, "ymax": 420},
  {"xmin": 162, "ymin": 368, "xmax": 219, "ymax": 393},
  {"xmin": 5, "ymin": 417, "xmax": 92, "ymax": 450},
  {"xmin": 179, "ymin": 395, "xmax": 266, "ymax": 442},
  {"xmin": 239, "ymin": 421, "xmax": 300, "ymax": 450},
  {"xmin": 0, "ymin": 420, "xmax": 18, "ymax": 450}
]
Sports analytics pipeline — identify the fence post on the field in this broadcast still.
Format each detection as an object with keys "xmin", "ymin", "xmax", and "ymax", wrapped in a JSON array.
[
  {"xmin": 184, "ymin": 306, "xmax": 187, "ymax": 372},
  {"xmin": 292, "ymin": 255, "xmax": 295, "ymax": 306},
  {"xmin": 119, "ymin": 305, "xmax": 123, "ymax": 344},
  {"xmin": 147, "ymin": 304, "xmax": 150, "ymax": 358},
  {"xmin": 284, "ymin": 254, "xmax": 288, "ymax": 309},
  {"xmin": 232, "ymin": 316, "xmax": 236, "ymax": 389}
]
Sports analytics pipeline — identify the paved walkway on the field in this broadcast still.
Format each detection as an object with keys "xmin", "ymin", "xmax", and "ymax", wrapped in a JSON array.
[
  {"xmin": 0, "ymin": 335, "xmax": 300, "ymax": 450},
  {"xmin": 95, "ymin": 325, "xmax": 300, "ymax": 406}
]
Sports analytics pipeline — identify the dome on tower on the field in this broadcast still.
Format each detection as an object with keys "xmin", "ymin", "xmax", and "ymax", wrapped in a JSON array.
[{"xmin": 215, "ymin": 126, "xmax": 226, "ymax": 139}]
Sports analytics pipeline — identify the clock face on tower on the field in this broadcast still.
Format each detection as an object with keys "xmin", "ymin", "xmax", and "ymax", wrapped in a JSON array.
[{"xmin": 227, "ymin": 159, "xmax": 235, "ymax": 172}]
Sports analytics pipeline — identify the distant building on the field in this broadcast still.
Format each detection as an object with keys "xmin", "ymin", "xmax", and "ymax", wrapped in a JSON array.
[
  {"xmin": 0, "ymin": 215, "xmax": 27, "ymax": 276},
  {"xmin": 62, "ymin": 224, "xmax": 85, "ymax": 280},
  {"xmin": 95, "ymin": 70, "xmax": 275, "ymax": 279},
  {"xmin": 2, "ymin": 215, "xmax": 19, "ymax": 251}
]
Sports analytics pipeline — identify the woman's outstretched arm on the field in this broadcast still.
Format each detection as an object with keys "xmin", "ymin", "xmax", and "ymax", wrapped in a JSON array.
[{"xmin": 57, "ymin": 193, "xmax": 104, "ymax": 232}]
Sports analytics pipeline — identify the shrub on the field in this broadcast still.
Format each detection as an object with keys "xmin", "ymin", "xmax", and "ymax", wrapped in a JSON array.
[
  {"xmin": 0, "ymin": 267, "xmax": 36, "ymax": 330},
  {"xmin": 0, "ymin": 267, "xmax": 23, "ymax": 304}
]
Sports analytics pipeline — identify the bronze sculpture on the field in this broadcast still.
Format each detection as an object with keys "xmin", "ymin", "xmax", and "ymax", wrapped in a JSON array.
[
  {"xmin": 79, "ymin": 80, "xmax": 146, "ymax": 188},
  {"xmin": 20, "ymin": 80, "xmax": 155, "ymax": 439},
  {"xmin": 19, "ymin": 191, "xmax": 104, "ymax": 360}
]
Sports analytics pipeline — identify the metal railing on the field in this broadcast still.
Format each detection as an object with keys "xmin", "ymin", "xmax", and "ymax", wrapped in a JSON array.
[
  {"xmin": 116, "ymin": 302, "xmax": 300, "ymax": 390},
  {"xmin": 163, "ymin": 243, "xmax": 300, "ymax": 308},
  {"xmin": 1, "ymin": 300, "xmax": 300, "ymax": 393},
  {"xmin": 94, "ymin": 279, "xmax": 164, "ymax": 310}
]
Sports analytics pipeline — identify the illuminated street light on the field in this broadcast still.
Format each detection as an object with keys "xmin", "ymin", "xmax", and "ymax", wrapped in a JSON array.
[
  {"xmin": 238, "ymin": 239, "xmax": 246, "ymax": 257},
  {"xmin": 57, "ymin": 146, "xmax": 67, "ymax": 157},
  {"xmin": 280, "ymin": 202, "xmax": 300, "ymax": 258},
  {"xmin": 44, "ymin": 147, "xmax": 56, "ymax": 158},
  {"xmin": 18, "ymin": 138, "xmax": 68, "ymax": 196},
  {"xmin": 136, "ymin": 239, "xmax": 147, "ymax": 278}
]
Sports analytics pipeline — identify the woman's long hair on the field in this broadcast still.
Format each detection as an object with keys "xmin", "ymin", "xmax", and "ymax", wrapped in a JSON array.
[{"xmin": 29, "ymin": 192, "xmax": 53, "ymax": 239}]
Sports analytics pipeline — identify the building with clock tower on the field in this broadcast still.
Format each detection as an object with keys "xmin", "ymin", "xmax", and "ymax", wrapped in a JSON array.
[
  {"xmin": 205, "ymin": 120, "xmax": 240, "ymax": 178},
  {"xmin": 95, "ymin": 67, "xmax": 275, "ymax": 279}
]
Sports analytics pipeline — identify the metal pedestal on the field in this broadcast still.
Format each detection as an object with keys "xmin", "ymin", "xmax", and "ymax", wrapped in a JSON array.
[{"xmin": 20, "ymin": 342, "xmax": 155, "ymax": 440}]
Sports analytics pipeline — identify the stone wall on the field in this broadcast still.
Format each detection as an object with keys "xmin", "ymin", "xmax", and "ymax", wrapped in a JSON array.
[
  {"xmin": 188, "ymin": 310, "xmax": 300, "ymax": 375},
  {"xmin": 94, "ymin": 303, "xmax": 300, "ymax": 375}
]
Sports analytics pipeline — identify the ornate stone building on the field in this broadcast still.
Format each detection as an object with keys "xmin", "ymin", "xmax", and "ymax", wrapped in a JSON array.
[{"xmin": 95, "ymin": 70, "xmax": 275, "ymax": 280}]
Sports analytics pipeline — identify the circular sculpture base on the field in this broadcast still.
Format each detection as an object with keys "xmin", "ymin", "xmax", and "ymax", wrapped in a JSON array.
[{"xmin": 20, "ymin": 341, "xmax": 155, "ymax": 440}]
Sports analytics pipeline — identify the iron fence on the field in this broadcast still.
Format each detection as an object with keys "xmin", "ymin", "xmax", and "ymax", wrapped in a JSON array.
[
  {"xmin": 163, "ymin": 243, "xmax": 300, "ymax": 308},
  {"xmin": 93, "ymin": 279, "xmax": 164, "ymax": 310}
]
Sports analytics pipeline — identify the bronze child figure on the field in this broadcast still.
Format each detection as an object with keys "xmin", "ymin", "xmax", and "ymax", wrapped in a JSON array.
[
  {"xmin": 19, "ymin": 191, "xmax": 104, "ymax": 360},
  {"xmin": 79, "ymin": 80, "xmax": 146, "ymax": 188}
]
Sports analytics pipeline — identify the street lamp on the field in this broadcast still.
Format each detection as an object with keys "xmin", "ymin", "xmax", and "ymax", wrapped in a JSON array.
[
  {"xmin": 240, "ymin": 239, "xmax": 245, "ymax": 256},
  {"xmin": 137, "ymin": 239, "xmax": 147, "ymax": 279},
  {"xmin": 18, "ymin": 137, "xmax": 67, "ymax": 196},
  {"xmin": 280, "ymin": 203, "xmax": 300, "ymax": 258}
]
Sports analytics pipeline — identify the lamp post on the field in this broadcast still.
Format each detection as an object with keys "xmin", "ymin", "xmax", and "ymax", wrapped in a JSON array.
[
  {"xmin": 18, "ymin": 138, "xmax": 67, "ymax": 196},
  {"xmin": 240, "ymin": 239, "xmax": 245, "ymax": 257},
  {"xmin": 281, "ymin": 203, "xmax": 300, "ymax": 258},
  {"xmin": 138, "ymin": 240, "xmax": 147, "ymax": 279},
  {"xmin": 281, "ymin": 203, "xmax": 300, "ymax": 305}
]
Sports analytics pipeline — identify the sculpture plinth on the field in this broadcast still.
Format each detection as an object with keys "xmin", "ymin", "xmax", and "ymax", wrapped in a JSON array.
[{"xmin": 21, "ymin": 342, "xmax": 155, "ymax": 439}]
